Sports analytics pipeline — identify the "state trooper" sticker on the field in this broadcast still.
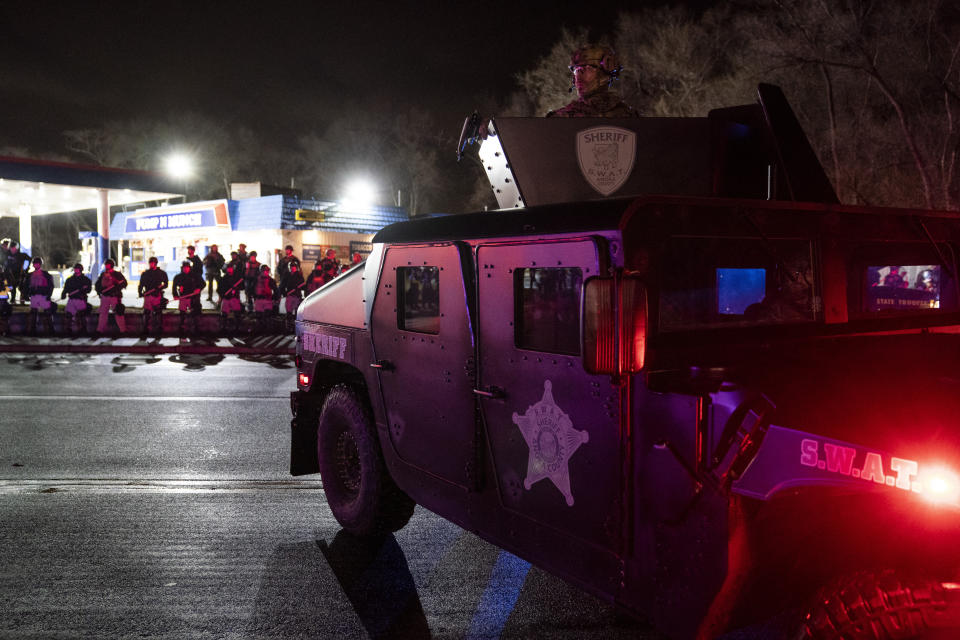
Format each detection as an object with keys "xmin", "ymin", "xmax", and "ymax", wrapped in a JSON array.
[{"xmin": 512, "ymin": 380, "xmax": 589, "ymax": 506}]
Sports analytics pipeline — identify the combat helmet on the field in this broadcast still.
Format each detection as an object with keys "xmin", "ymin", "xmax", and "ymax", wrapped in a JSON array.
[{"xmin": 569, "ymin": 45, "xmax": 623, "ymax": 79}]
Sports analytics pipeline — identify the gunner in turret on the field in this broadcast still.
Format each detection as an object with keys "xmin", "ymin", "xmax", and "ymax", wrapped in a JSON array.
[{"xmin": 546, "ymin": 45, "xmax": 639, "ymax": 118}]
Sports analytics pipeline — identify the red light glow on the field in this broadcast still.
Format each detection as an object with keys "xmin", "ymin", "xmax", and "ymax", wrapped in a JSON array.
[
  {"xmin": 917, "ymin": 466, "xmax": 960, "ymax": 506},
  {"xmin": 297, "ymin": 372, "xmax": 310, "ymax": 387}
]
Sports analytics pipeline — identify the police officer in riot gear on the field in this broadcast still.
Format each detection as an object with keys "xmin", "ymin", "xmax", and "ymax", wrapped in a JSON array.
[
  {"xmin": 244, "ymin": 251, "xmax": 261, "ymax": 312},
  {"xmin": 138, "ymin": 257, "xmax": 169, "ymax": 337},
  {"xmin": 318, "ymin": 248, "xmax": 340, "ymax": 286},
  {"xmin": 546, "ymin": 45, "xmax": 639, "ymax": 118},
  {"xmin": 61, "ymin": 263, "xmax": 92, "ymax": 336},
  {"xmin": 305, "ymin": 262, "xmax": 325, "ymax": 295},
  {"xmin": 172, "ymin": 260, "xmax": 204, "ymax": 338},
  {"xmin": 26, "ymin": 257, "xmax": 55, "ymax": 336},
  {"xmin": 185, "ymin": 245, "xmax": 203, "ymax": 278},
  {"xmin": 203, "ymin": 244, "xmax": 225, "ymax": 302},
  {"xmin": 236, "ymin": 244, "xmax": 248, "ymax": 276},
  {"xmin": 277, "ymin": 244, "xmax": 301, "ymax": 280},
  {"xmin": 279, "ymin": 261, "xmax": 305, "ymax": 333},
  {"xmin": 5, "ymin": 241, "xmax": 31, "ymax": 305},
  {"xmin": 217, "ymin": 262, "xmax": 245, "ymax": 336},
  {"xmin": 0, "ymin": 268, "xmax": 12, "ymax": 336},
  {"xmin": 95, "ymin": 259, "xmax": 128, "ymax": 336},
  {"xmin": 251, "ymin": 263, "xmax": 279, "ymax": 334}
]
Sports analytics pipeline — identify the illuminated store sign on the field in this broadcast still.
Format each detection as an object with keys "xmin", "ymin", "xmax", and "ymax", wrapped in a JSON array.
[{"xmin": 125, "ymin": 201, "xmax": 230, "ymax": 234}]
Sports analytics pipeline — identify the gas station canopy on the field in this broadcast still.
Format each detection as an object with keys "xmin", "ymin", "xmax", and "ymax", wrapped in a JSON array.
[{"xmin": 0, "ymin": 155, "xmax": 182, "ymax": 271}]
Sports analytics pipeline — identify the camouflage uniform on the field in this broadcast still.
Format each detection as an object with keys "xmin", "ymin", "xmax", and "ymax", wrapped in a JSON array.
[{"xmin": 547, "ymin": 91, "xmax": 639, "ymax": 118}]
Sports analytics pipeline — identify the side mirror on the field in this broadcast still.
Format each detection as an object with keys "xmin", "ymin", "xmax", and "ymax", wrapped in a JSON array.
[{"xmin": 582, "ymin": 274, "xmax": 647, "ymax": 375}]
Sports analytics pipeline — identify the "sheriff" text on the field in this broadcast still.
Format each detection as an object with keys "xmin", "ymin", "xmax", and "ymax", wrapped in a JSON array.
[
  {"xmin": 581, "ymin": 131, "xmax": 628, "ymax": 143},
  {"xmin": 304, "ymin": 332, "xmax": 348, "ymax": 360}
]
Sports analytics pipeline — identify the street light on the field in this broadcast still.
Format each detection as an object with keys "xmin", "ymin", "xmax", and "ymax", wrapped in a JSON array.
[
  {"xmin": 164, "ymin": 152, "xmax": 194, "ymax": 202},
  {"xmin": 341, "ymin": 177, "xmax": 377, "ymax": 211},
  {"xmin": 164, "ymin": 152, "xmax": 194, "ymax": 180}
]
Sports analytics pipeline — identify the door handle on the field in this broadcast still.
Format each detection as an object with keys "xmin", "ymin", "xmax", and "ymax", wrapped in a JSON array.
[
  {"xmin": 472, "ymin": 386, "xmax": 504, "ymax": 399},
  {"xmin": 370, "ymin": 360, "xmax": 394, "ymax": 371}
]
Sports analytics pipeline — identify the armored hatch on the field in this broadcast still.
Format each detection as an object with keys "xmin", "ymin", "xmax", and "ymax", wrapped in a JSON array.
[{"xmin": 477, "ymin": 83, "xmax": 838, "ymax": 210}]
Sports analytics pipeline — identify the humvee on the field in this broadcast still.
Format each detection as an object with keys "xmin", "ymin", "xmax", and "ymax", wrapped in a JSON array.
[{"xmin": 289, "ymin": 85, "xmax": 960, "ymax": 639}]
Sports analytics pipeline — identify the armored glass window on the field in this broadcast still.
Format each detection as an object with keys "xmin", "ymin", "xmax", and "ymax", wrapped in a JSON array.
[
  {"xmin": 865, "ymin": 265, "xmax": 942, "ymax": 311},
  {"xmin": 515, "ymin": 267, "xmax": 582, "ymax": 354},
  {"xmin": 660, "ymin": 237, "xmax": 817, "ymax": 331},
  {"xmin": 398, "ymin": 266, "xmax": 440, "ymax": 334}
]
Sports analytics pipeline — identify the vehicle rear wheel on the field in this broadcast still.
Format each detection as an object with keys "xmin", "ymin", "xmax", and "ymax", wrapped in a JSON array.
[
  {"xmin": 796, "ymin": 570, "xmax": 960, "ymax": 640},
  {"xmin": 316, "ymin": 384, "xmax": 415, "ymax": 536}
]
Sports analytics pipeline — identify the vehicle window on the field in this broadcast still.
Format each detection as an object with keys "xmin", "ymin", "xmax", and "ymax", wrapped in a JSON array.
[
  {"xmin": 660, "ymin": 237, "xmax": 817, "ymax": 331},
  {"xmin": 398, "ymin": 266, "xmax": 440, "ymax": 334},
  {"xmin": 515, "ymin": 267, "xmax": 582, "ymax": 354},
  {"xmin": 865, "ymin": 264, "xmax": 942, "ymax": 311}
]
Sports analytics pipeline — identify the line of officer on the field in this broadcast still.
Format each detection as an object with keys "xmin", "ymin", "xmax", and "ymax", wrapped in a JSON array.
[
  {"xmin": 60, "ymin": 263, "xmax": 92, "ymax": 336},
  {"xmin": 138, "ymin": 257, "xmax": 169, "ymax": 338}
]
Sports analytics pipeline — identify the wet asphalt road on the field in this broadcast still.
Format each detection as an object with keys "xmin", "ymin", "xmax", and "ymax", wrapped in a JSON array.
[{"xmin": 0, "ymin": 352, "xmax": 654, "ymax": 640}]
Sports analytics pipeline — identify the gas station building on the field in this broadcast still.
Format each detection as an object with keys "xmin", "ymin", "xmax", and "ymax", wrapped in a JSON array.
[
  {"xmin": 0, "ymin": 156, "xmax": 180, "ymax": 273},
  {"xmin": 108, "ymin": 186, "xmax": 408, "ymax": 281},
  {"xmin": 0, "ymin": 157, "xmax": 408, "ymax": 282}
]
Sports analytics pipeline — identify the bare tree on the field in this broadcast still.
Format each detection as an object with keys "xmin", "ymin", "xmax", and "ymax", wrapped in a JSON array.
[
  {"xmin": 514, "ymin": 27, "xmax": 596, "ymax": 117},
  {"xmin": 61, "ymin": 114, "xmax": 264, "ymax": 200},
  {"xmin": 745, "ymin": 0, "xmax": 960, "ymax": 209},
  {"xmin": 616, "ymin": 6, "xmax": 752, "ymax": 117}
]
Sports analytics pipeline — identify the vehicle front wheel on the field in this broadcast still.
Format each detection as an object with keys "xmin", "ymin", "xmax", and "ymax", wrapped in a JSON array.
[
  {"xmin": 316, "ymin": 384, "xmax": 415, "ymax": 536},
  {"xmin": 796, "ymin": 570, "xmax": 960, "ymax": 640}
]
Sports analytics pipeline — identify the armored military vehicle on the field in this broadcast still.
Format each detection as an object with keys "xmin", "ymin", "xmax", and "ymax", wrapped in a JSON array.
[{"xmin": 289, "ymin": 85, "xmax": 960, "ymax": 639}]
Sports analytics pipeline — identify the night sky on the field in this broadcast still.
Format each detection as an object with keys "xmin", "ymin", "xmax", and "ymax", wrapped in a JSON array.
[{"xmin": 1, "ymin": 0, "xmax": 644, "ymax": 155}]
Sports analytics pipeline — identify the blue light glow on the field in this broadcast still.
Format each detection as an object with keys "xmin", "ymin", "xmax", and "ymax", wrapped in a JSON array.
[{"xmin": 717, "ymin": 268, "xmax": 766, "ymax": 314}]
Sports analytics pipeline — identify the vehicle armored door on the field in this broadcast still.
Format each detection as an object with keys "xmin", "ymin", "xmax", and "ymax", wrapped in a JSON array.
[
  {"xmin": 370, "ymin": 243, "xmax": 476, "ymax": 489},
  {"xmin": 476, "ymin": 239, "xmax": 623, "ymax": 568}
]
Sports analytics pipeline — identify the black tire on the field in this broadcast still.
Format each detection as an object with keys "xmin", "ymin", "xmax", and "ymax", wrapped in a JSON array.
[
  {"xmin": 798, "ymin": 570, "xmax": 960, "ymax": 640},
  {"xmin": 316, "ymin": 384, "xmax": 415, "ymax": 536}
]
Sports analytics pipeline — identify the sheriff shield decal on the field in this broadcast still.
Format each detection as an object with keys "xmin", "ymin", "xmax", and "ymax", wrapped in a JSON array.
[
  {"xmin": 512, "ymin": 380, "xmax": 589, "ymax": 506},
  {"xmin": 576, "ymin": 126, "xmax": 636, "ymax": 196}
]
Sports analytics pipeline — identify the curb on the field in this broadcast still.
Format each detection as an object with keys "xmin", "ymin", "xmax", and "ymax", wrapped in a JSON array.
[{"xmin": 0, "ymin": 336, "xmax": 295, "ymax": 355}]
